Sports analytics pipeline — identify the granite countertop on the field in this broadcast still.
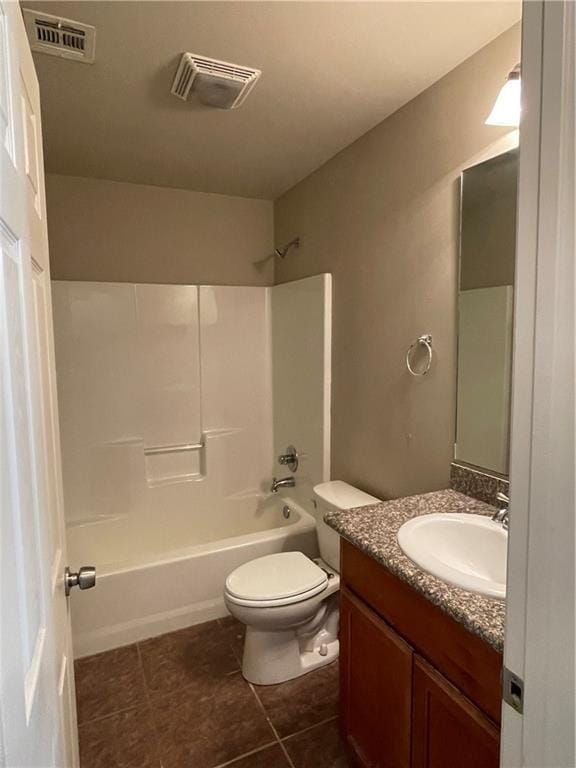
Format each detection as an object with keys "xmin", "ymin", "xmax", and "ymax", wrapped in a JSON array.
[{"xmin": 325, "ymin": 489, "xmax": 506, "ymax": 652}]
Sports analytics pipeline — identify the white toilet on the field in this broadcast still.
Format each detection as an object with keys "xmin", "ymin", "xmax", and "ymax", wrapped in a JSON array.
[{"xmin": 224, "ymin": 480, "xmax": 380, "ymax": 685}]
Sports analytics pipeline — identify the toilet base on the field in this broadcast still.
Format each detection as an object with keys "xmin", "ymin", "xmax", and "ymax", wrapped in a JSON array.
[{"xmin": 241, "ymin": 593, "xmax": 339, "ymax": 685}]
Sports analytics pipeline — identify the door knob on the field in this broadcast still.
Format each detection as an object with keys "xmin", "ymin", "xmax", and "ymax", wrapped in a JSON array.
[{"xmin": 65, "ymin": 566, "xmax": 96, "ymax": 596}]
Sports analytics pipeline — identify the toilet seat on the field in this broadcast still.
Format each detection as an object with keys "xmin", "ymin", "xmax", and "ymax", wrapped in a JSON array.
[{"xmin": 225, "ymin": 552, "xmax": 328, "ymax": 608}]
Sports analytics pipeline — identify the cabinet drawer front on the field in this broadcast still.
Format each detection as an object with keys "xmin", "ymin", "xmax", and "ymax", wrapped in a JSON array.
[
  {"xmin": 341, "ymin": 588, "xmax": 412, "ymax": 768},
  {"xmin": 341, "ymin": 540, "xmax": 502, "ymax": 723},
  {"xmin": 412, "ymin": 657, "xmax": 500, "ymax": 768}
]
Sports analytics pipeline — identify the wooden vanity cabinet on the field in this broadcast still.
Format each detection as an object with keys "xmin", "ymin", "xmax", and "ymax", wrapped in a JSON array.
[
  {"xmin": 340, "ymin": 589, "xmax": 413, "ymax": 768},
  {"xmin": 339, "ymin": 540, "xmax": 502, "ymax": 768},
  {"xmin": 412, "ymin": 657, "xmax": 500, "ymax": 768}
]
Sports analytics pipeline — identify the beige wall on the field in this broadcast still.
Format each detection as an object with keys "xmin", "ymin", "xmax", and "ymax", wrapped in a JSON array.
[
  {"xmin": 46, "ymin": 175, "xmax": 274, "ymax": 285},
  {"xmin": 274, "ymin": 25, "xmax": 521, "ymax": 500}
]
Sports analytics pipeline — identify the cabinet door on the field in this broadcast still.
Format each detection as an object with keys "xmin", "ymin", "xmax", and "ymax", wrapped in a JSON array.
[
  {"xmin": 340, "ymin": 587, "xmax": 413, "ymax": 768},
  {"xmin": 412, "ymin": 657, "xmax": 500, "ymax": 768}
]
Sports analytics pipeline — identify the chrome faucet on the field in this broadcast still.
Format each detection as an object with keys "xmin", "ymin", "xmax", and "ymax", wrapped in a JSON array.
[
  {"xmin": 491, "ymin": 491, "xmax": 509, "ymax": 530},
  {"xmin": 270, "ymin": 476, "xmax": 295, "ymax": 493}
]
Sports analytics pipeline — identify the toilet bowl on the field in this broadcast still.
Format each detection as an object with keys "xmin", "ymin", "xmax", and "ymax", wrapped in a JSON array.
[{"xmin": 224, "ymin": 481, "xmax": 380, "ymax": 685}]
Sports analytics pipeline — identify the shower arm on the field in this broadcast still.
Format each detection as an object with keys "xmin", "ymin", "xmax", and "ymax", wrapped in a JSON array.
[
  {"xmin": 275, "ymin": 237, "xmax": 301, "ymax": 259},
  {"xmin": 253, "ymin": 236, "xmax": 301, "ymax": 267}
]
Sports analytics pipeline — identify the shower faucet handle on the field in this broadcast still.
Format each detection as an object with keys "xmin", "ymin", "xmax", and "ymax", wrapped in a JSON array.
[{"xmin": 277, "ymin": 445, "xmax": 298, "ymax": 473}]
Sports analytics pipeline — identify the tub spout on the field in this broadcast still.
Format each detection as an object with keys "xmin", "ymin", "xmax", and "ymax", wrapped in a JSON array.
[{"xmin": 270, "ymin": 476, "xmax": 295, "ymax": 493}]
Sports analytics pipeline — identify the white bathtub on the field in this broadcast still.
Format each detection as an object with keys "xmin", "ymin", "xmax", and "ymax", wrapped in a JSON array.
[{"xmin": 69, "ymin": 495, "xmax": 318, "ymax": 657}]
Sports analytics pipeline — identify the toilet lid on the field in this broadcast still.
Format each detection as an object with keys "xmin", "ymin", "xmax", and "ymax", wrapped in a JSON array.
[{"xmin": 225, "ymin": 552, "xmax": 328, "ymax": 604}]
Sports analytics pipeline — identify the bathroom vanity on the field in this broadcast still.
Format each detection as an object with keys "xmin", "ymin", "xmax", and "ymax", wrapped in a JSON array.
[{"xmin": 325, "ymin": 490, "xmax": 505, "ymax": 768}]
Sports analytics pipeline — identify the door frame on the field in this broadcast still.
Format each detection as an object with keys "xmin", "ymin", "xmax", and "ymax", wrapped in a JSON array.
[{"xmin": 502, "ymin": 1, "xmax": 575, "ymax": 766}]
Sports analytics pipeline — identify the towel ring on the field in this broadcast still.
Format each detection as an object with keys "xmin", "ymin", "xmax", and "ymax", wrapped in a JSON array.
[{"xmin": 406, "ymin": 334, "xmax": 433, "ymax": 377}]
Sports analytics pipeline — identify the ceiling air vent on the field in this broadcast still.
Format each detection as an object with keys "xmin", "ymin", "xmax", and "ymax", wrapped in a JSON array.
[
  {"xmin": 171, "ymin": 53, "xmax": 261, "ymax": 110},
  {"xmin": 22, "ymin": 9, "xmax": 96, "ymax": 64}
]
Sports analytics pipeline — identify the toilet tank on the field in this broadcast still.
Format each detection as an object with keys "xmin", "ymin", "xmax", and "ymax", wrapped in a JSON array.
[{"xmin": 312, "ymin": 481, "xmax": 381, "ymax": 572}]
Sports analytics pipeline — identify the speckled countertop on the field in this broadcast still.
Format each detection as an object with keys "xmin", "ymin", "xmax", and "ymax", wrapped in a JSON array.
[{"xmin": 325, "ymin": 489, "xmax": 505, "ymax": 652}]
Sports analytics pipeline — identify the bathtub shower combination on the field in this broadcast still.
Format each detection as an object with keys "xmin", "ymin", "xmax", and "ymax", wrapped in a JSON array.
[{"xmin": 52, "ymin": 276, "xmax": 331, "ymax": 657}]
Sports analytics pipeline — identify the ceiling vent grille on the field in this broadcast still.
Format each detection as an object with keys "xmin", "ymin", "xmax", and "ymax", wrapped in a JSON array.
[
  {"xmin": 22, "ymin": 9, "xmax": 96, "ymax": 63},
  {"xmin": 171, "ymin": 53, "xmax": 261, "ymax": 110}
]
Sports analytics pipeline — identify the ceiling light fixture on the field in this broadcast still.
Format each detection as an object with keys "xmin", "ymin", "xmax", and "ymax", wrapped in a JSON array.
[{"xmin": 486, "ymin": 64, "xmax": 521, "ymax": 127}]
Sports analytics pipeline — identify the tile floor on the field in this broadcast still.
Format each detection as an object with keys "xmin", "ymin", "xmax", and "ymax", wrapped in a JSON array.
[{"xmin": 74, "ymin": 617, "xmax": 350, "ymax": 768}]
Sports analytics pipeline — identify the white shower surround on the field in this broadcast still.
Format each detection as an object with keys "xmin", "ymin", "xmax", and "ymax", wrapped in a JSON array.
[
  {"xmin": 51, "ymin": 282, "xmax": 274, "ymax": 525},
  {"xmin": 52, "ymin": 277, "xmax": 331, "ymax": 656}
]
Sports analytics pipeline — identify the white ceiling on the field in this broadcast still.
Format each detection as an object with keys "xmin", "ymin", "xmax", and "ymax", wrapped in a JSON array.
[{"xmin": 29, "ymin": 1, "xmax": 521, "ymax": 200}]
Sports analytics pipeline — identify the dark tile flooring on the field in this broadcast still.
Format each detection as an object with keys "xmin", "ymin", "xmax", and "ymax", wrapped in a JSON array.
[{"xmin": 75, "ymin": 617, "xmax": 350, "ymax": 768}]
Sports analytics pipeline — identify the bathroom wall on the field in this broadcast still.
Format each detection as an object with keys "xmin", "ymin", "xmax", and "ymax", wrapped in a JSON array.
[
  {"xmin": 274, "ymin": 24, "xmax": 521, "ymax": 500},
  {"xmin": 46, "ymin": 175, "xmax": 274, "ymax": 286},
  {"xmin": 272, "ymin": 275, "xmax": 332, "ymax": 508}
]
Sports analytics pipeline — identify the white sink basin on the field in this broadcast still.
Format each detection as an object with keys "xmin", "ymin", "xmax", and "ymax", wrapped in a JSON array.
[{"xmin": 397, "ymin": 513, "xmax": 507, "ymax": 599}]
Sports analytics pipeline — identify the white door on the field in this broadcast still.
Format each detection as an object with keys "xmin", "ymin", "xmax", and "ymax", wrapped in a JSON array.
[
  {"xmin": 0, "ymin": 3, "xmax": 80, "ymax": 767},
  {"xmin": 502, "ymin": 0, "xmax": 575, "ymax": 766}
]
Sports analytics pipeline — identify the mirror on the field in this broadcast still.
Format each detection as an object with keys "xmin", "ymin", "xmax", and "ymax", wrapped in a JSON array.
[{"xmin": 455, "ymin": 148, "xmax": 518, "ymax": 477}]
